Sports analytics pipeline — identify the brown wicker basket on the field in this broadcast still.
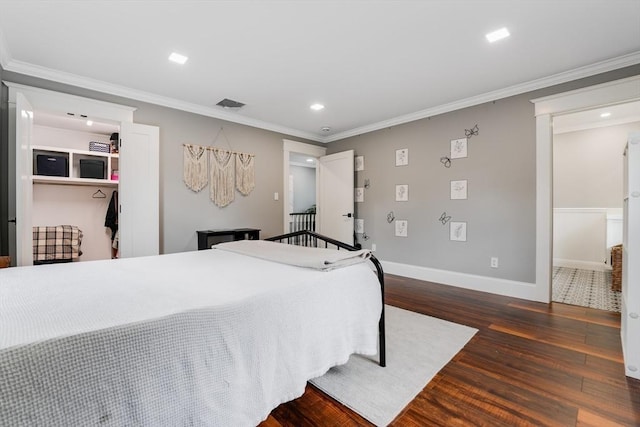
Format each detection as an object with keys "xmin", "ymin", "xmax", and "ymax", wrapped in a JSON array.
[{"xmin": 611, "ymin": 244, "xmax": 622, "ymax": 291}]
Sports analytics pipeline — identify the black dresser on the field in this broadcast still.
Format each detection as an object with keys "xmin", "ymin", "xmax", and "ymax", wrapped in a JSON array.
[{"xmin": 196, "ymin": 228, "xmax": 261, "ymax": 250}]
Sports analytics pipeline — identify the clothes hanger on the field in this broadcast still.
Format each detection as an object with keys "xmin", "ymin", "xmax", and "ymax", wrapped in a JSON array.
[{"xmin": 92, "ymin": 189, "xmax": 106, "ymax": 199}]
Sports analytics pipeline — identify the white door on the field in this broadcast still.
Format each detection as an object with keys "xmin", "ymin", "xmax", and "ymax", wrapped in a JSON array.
[
  {"xmin": 11, "ymin": 93, "xmax": 35, "ymax": 266},
  {"xmin": 317, "ymin": 150, "xmax": 354, "ymax": 245},
  {"xmin": 118, "ymin": 122, "xmax": 159, "ymax": 258},
  {"xmin": 622, "ymin": 131, "xmax": 640, "ymax": 379}
]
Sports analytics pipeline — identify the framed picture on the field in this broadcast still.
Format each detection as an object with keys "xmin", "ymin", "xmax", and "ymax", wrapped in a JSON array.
[
  {"xmin": 450, "ymin": 180, "xmax": 467, "ymax": 200},
  {"xmin": 395, "ymin": 184, "xmax": 409, "ymax": 201},
  {"xmin": 450, "ymin": 138, "xmax": 467, "ymax": 159},
  {"xmin": 395, "ymin": 220, "xmax": 408, "ymax": 237},
  {"xmin": 354, "ymin": 218, "xmax": 364, "ymax": 234},
  {"xmin": 355, "ymin": 187, "xmax": 364, "ymax": 203},
  {"xmin": 395, "ymin": 148, "xmax": 409, "ymax": 166},
  {"xmin": 355, "ymin": 155, "xmax": 364, "ymax": 171},
  {"xmin": 450, "ymin": 221, "xmax": 467, "ymax": 242}
]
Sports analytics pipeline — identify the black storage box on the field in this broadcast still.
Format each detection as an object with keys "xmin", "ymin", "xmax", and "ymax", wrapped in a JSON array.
[
  {"xmin": 36, "ymin": 154, "xmax": 68, "ymax": 177},
  {"xmin": 79, "ymin": 159, "xmax": 105, "ymax": 179}
]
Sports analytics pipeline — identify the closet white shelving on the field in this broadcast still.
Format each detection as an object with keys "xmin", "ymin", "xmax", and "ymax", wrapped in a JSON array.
[
  {"xmin": 7, "ymin": 81, "xmax": 160, "ymax": 266},
  {"xmin": 32, "ymin": 145, "xmax": 119, "ymax": 186}
]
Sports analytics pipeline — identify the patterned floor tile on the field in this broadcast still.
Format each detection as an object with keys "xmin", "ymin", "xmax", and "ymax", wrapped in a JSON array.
[{"xmin": 552, "ymin": 266, "xmax": 621, "ymax": 312}]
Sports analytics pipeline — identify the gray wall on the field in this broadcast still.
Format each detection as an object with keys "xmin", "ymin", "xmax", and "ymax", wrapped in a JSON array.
[
  {"xmin": 327, "ymin": 95, "xmax": 536, "ymax": 282},
  {"xmin": 290, "ymin": 165, "xmax": 316, "ymax": 212},
  {"xmin": 2, "ymin": 64, "xmax": 640, "ymax": 285},
  {"xmin": 327, "ymin": 65, "xmax": 640, "ymax": 284},
  {"xmin": 1, "ymin": 71, "xmax": 320, "ymax": 254}
]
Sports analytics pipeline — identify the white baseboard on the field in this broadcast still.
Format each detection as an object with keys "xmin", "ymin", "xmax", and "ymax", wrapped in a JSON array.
[
  {"xmin": 553, "ymin": 258, "xmax": 611, "ymax": 271},
  {"xmin": 381, "ymin": 260, "xmax": 541, "ymax": 302}
]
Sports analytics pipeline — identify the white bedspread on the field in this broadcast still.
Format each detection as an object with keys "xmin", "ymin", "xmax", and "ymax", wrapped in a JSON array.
[{"xmin": 0, "ymin": 249, "xmax": 382, "ymax": 426}]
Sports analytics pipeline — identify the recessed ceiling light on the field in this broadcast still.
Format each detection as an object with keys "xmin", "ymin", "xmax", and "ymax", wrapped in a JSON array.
[
  {"xmin": 86, "ymin": 120, "xmax": 93, "ymax": 126},
  {"xmin": 169, "ymin": 52, "xmax": 188, "ymax": 64},
  {"xmin": 310, "ymin": 103, "xmax": 325, "ymax": 111},
  {"xmin": 600, "ymin": 112, "xmax": 612, "ymax": 118},
  {"xmin": 321, "ymin": 126, "xmax": 331, "ymax": 132},
  {"xmin": 306, "ymin": 158, "xmax": 314, "ymax": 163},
  {"xmin": 486, "ymin": 27, "xmax": 510, "ymax": 43}
]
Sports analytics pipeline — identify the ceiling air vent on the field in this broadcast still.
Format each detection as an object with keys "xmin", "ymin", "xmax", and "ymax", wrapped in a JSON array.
[{"xmin": 216, "ymin": 98, "xmax": 245, "ymax": 109}]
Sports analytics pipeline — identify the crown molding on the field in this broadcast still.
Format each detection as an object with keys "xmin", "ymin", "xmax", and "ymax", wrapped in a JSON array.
[
  {"xmin": 2, "ymin": 59, "xmax": 325, "ymax": 143},
  {"xmin": 3, "ymin": 50, "xmax": 640, "ymax": 145},
  {"xmin": 323, "ymin": 51, "xmax": 640, "ymax": 143}
]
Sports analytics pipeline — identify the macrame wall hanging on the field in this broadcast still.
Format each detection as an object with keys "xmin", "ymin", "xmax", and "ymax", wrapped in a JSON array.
[
  {"xmin": 182, "ymin": 127, "xmax": 256, "ymax": 207},
  {"xmin": 235, "ymin": 152, "xmax": 255, "ymax": 196},
  {"xmin": 183, "ymin": 144, "xmax": 208, "ymax": 192},
  {"xmin": 209, "ymin": 149, "xmax": 235, "ymax": 207}
]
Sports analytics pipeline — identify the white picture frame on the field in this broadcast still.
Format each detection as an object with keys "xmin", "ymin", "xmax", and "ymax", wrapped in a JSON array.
[
  {"xmin": 355, "ymin": 187, "xmax": 364, "ymax": 203},
  {"xmin": 395, "ymin": 220, "xmax": 408, "ymax": 237},
  {"xmin": 450, "ymin": 221, "xmax": 467, "ymax": 242},
  {"xmin": 355, "ymin": 155, "xmax": 364, "ymax": 171},
  {"xmin": 395, "ymin": 148, "xmax": 409, "ymax": 166},
  {"xmin": 450, "ymin": 180, "xmax": 468, "ymax": 200},
  {"xmin": 450, "ymin": 138, "xmax": 468, "ymax": 159},
  {"xmin": 395, "ymin": 184, "xmax": 409, "ymax": 201},
  {"xmin": 354, "ymin": 218, "xmax": 364, "ymax": 234}
]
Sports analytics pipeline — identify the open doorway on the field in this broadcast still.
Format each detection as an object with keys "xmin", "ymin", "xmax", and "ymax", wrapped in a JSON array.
[
  {"xmin": 288, "ymin": 152, "xmax": 317, "ymax": 234},
  {"xmin": 551, "ymin": 104, "xmax": 640, "ymax": 311},
  {"xmin": 282, "ymin": 140, "xmax": 326, "ymax": 235}
]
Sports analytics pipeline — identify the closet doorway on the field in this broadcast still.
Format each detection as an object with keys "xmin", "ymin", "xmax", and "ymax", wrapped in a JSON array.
[{"xmin": 7, "ymin": 82, "xmax": 159, "ymax": 266}]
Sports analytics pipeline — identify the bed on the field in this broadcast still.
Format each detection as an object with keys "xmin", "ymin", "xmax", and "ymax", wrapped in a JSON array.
[{"xmin": 0, "ymin": 231, "xmax": 385, "ymax": 426}]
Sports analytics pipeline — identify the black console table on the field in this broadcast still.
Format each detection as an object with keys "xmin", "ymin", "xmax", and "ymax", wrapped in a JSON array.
[{"xmin": 196, "ymin": 228, "xmax": 261, "ymax": 250}]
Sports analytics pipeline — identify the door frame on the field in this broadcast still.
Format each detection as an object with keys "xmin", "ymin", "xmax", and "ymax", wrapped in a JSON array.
[
  {"xmin": 282, "ymin": 139, "xmax": 326, "ymax": 234},
  {"xmin": 531, "ymin": 75, "xmax": 640, "ymax": 302},
  {"xmin": 5, "ymin": 82, "xmax": 135, "ymax": 265}
]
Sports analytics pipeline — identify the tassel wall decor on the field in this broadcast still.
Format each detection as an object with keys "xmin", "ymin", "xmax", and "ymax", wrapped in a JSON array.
[
  {"xmin": 235, "ymin": 152, "xmax": 255, "ymax": 196},
  {"xmin": 209, "ymin": 149, "xmax": 235, "ymax": 207},
  {"xmin": 183, "ymin": 144, "xmax": 208, "ymax": 192}
]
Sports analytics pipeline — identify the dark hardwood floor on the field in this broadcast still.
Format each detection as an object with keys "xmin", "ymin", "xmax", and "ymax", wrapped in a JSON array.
[{"xmin": 261, "ymin": 274, "xmax": 640, "ymax": 426}]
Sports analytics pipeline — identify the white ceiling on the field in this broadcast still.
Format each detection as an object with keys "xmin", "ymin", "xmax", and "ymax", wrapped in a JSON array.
[{"xmin": 1, "ymin": 0, "xmax": 639, "ymax": 143}]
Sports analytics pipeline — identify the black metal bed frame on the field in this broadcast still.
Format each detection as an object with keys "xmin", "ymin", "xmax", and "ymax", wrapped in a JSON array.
[{"xmin": 266, "ymin": 230, "xmax": 386, "ymax": 367}]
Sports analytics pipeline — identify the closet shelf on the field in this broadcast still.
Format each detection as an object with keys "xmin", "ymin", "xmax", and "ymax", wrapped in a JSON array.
[
  {"xmin": 32, "ymin": 145, "xmax": 118, "ymax": 158},
  {"xmin": 32, "ymin": 176, "xmax": 119, "ymax": 187}
]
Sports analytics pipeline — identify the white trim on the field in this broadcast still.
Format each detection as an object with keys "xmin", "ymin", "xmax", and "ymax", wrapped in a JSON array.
[
  {"xmin": 3, "ymin": 52, "xmax": 640, "ymax": 144},
  {"xmin": 382, "ymin": 260, "xmax": 540, "ymax": 302},
  {"xmin": 553, "ymin": 258, "xmax": 610, "ymax": 272},
  {"xmin": 532, "ymin": 75, "xmax": 640, "ymax": 305},
  {"xmin": 553, "ymin": 207, "xmax": 609, "ymax": 214},
  {"xmin": 536, "ymin": 113, "xmax": 553, "ymax": 303},
  {"xmin": 283, "ymin": 139, "xmax": 326, "ymax": 157},
  {"xmin": 553, "ymin": 116, "xmax": 640, "ymax": 135},
  {"xmin": 532, "ymin": 75, "xmax": 640, "ymax": 115}
]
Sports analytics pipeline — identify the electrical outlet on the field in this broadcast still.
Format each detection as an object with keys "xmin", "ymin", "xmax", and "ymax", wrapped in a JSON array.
[
  {"xmin": 491, "ymin": 257, "xmax": 499, "ymax": 268},
  {"xmin": 371, "ymin": 243, "xmax": 377, "ymax": 252}
]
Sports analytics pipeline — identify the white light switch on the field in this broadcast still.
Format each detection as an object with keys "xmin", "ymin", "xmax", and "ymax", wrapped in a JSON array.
[{"xmin": 274, "ymin": 192, "xmax": 279, "ymax": 201}]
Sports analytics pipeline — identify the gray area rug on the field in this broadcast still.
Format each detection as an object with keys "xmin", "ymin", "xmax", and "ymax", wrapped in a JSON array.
[
  {"xmin": 552, "ymin": 266, "xmax": 621, "ymax": 312},
  {"xmin": 310, "ymin": 305, "xmax": 477, "ymax": 426}
]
